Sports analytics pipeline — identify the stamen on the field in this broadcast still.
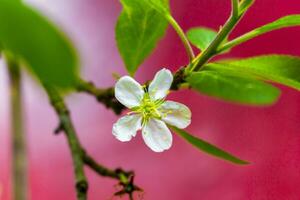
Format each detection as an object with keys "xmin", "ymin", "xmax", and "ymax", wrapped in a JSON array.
[{"xmin": 133, "ymin": 91, "xmax": 165, "ymax": 123}]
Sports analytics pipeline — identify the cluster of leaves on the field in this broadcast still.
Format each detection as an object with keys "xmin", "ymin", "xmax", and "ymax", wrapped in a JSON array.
[{"xmin": 1, "ymin": 0, "xmax": 300, "ymax": 165}]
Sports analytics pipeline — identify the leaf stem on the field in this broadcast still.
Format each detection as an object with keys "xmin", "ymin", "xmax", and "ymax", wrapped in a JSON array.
[
  {"xmin": 189, "ymin": 0, "xmax": 245, "ymax": 72},
  {"xmin": 166, "ymin": 15, "xmax": 195, "ymax": 62},
  {"xmin": 216, "ymin": 14, "xmax": 297, "ymax": 53},
  {"xmin": 216, "ymin": 30, "xmax": 257, "ymax": 53},
  {"xmin": 7, "ymin": 54, "xmax": 28, "ymax": 200}
]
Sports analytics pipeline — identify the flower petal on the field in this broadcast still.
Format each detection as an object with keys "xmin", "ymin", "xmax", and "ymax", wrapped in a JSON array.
[
  {"xmin": 149, "ymin": 68, "xmax": 173, "ymax": 100},
  {"xmin": 158, "ymin": 101, "xmax": 191, "ymax": 129},
  {"xmin": 142, "ymin": 119, "xmax": 172, "ymax": 152},
  {"xmin": 113, "ymin": 114, "xmax": 142, "ymax": 142},
  {"xmin": 115, "ymin": 76, "xmax": 144, "ymax": 108}
]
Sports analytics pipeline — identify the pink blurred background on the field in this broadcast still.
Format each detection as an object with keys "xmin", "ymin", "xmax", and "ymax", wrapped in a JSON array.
[{"xmin": 1, "ymin": 0, "xmax": 300, "ymax": 199}]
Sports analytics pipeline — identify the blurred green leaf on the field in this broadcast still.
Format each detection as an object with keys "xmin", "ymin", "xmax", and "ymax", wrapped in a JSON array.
[
  {"xmin": 170, "ymin": 126, "xmax": 249, "ymax": 165},
  {"xmin": 116, "ymin": 0, "xmax": 169, "ymax": 76},
  {"xmin": 187, "ymin": 70, "xmax": 280, "ymax": 105},
  {"xmin": 187, "ymin": 27, "xmax": 218, "ymax": 51},
  {"xmin": 218, "ymin": 55, "xmax": 300, "ymax": 90},
  {"xmin": 0, "ymin": 1, "xmax": 78, "ymax": 88}
]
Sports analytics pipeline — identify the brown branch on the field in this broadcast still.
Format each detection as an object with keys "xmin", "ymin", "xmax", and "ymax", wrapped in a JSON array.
[
  {"xmin": 44, "ymin": 85, "xmax": 88, "ymax": 200},
  {"xmin": 82, "ymin": 152, "xmax": 126, "ymax": 179},
  {"xmin": 75, "ymin": 79, "xmax": 125, "ymax": 115},
  {"xmin": 75, "ymin": 67, "xmax": 187, "ymax": 114},
  {"xmin": 44, "ymin": 84, "xmax": 141, "ymax": 200},
  {"xmin": 82, "ymin": 152, "xmax": 142, "ymax": 197}
]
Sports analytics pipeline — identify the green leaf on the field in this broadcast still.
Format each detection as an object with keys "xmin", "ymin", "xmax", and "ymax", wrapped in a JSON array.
[
  {"xmin": 218, "ymin": 55, "xmax": 300, "ymax": 91},
  {"xmin": 0, "ymin": 1, "xmax": 78, "ymax": 88},
  {"xmin": 116, "ymin": 0, "xmax": 169, "ymax": 75},
  {"xmin": 187, "ymin": 70, "xmax": 280, "ymax": 105},
  {"xmin": 170, "ymin": 126, "xmax": 249, "ymax": 165},
  {"xmin": 187, "ymin": 27, "xmax": 218, "ymax": 51},
  {"xmin": 147, "ymin": 0, "xmax": 170, "ymax": 15}
]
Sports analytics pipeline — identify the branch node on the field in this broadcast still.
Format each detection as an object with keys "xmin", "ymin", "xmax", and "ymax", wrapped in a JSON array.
[
  {"xmin": 54, "ymin": 122, "xmax": 64, "ymax": 135},
  {"xmin": 171, "ymin": 67, "xmax": 187, "ymax": 90},
  {"xmin": 76, "ymin": 180, "xmax": 89, "ymax": 194}
]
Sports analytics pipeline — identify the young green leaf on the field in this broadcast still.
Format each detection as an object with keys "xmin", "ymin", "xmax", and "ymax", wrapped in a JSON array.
[
  {"xmin": 187, "ymin": 70, "xmax": 280, "ymax": 105},
  {"xmin": 170, "ymin": 126, "xmax": 249, "ymax": 165},
  {"xmin": 0, "ymin": 1, "xmax": 78, "ymax": 88},
  {"xmin": 187, "ymin": 27, "xmax": 218, "ymax": 51},
  {"xmin": 218, "ymin": 55, "xmax": 300, "ymax": 90},
  {"xmin": 116, "ymin": 0, "xmax": 169, "ymax": 76},
  {"xmin": 219, "ymin": 15, "xmax": 300, "ymax": 52}
]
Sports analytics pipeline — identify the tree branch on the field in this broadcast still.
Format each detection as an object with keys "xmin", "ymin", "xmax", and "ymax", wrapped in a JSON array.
[
  {"xmin": 44, "ymin": 84, "xmax": 141, "ymax": 200},
  {"xmin": 83, "ymin": 152, "xmax": 127, "ymax": 179},
  {"xmin": 44, "ymin": 85, "xmax": 88, "ymax": 200},
  {"xmin": 75, "ymin": 79, "xmax": 125, "ymax": 115},
  {"xmin": 82, "ymin": 152, "xmax": 142, "ymax": 196},
  {"xmin": 75, "ymin": 67, "xmax": 187, "ymax": 114}
]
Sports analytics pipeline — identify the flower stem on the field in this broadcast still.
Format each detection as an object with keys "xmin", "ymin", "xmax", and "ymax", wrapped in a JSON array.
[
  {"xmin": 7, "ymin": 54, "xmax": 27, "ymax": 200},
  {"xmin": 166, "ymin": 15, "xmax": 195, "ymax": 62}
]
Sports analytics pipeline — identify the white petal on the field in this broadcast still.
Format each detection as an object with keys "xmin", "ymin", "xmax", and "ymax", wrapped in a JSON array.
[
  {"xmin": 112, "ymin": 114, "xmax": 142, "ymax": 142},
  {"xmin": 148, "ymin": 68, "xmax": 173, "ymax": 100},
  {"xmin": 115, "ymin": 76, "xmax": 145, "ymax": 108},
  {"xmin": 142, "ymin": 119, "xmax": 172, "ymax": 152},
  {"xmin": 158, "ymin": 101, "xmax": 191, "ymax": 129}
]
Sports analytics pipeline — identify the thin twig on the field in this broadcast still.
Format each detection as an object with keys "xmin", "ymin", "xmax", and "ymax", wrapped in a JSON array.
[
  {"xmin": 44, "ymin": 84, "xmax": 141, "ymax": 200},
  {"xmin": 83, "ymin": 152, "xmax": 142, "ymax": 196},
  {"xmin": 83, "ymin": 152, "xmax": 126, "ymax": 179},
  {"xmin": 75, "ymin": 68, "xmax": 187, "ymax": 114},
  {"xmin": 75, "ymin": 79, "xmax": 125, "ymax": 115},
  {"xmin": 44, "ymin": 85, "xmax": 88, "ymax": 200}
]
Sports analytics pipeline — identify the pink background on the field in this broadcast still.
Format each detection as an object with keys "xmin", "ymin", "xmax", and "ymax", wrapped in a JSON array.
[{"xmin": 1, "ymin": 0, "xmax": 300, "ymax": 199}]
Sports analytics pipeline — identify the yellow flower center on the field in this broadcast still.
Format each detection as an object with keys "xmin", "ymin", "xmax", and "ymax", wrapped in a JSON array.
[{"xmin": 131, "ymin": 93, "xmax": 164, "ymax": 126}]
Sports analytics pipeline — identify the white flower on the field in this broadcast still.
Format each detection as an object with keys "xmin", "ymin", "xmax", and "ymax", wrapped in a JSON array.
[{"xmin": 112, "ymin": 68, "xmax": 191, "ymax": 152}]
